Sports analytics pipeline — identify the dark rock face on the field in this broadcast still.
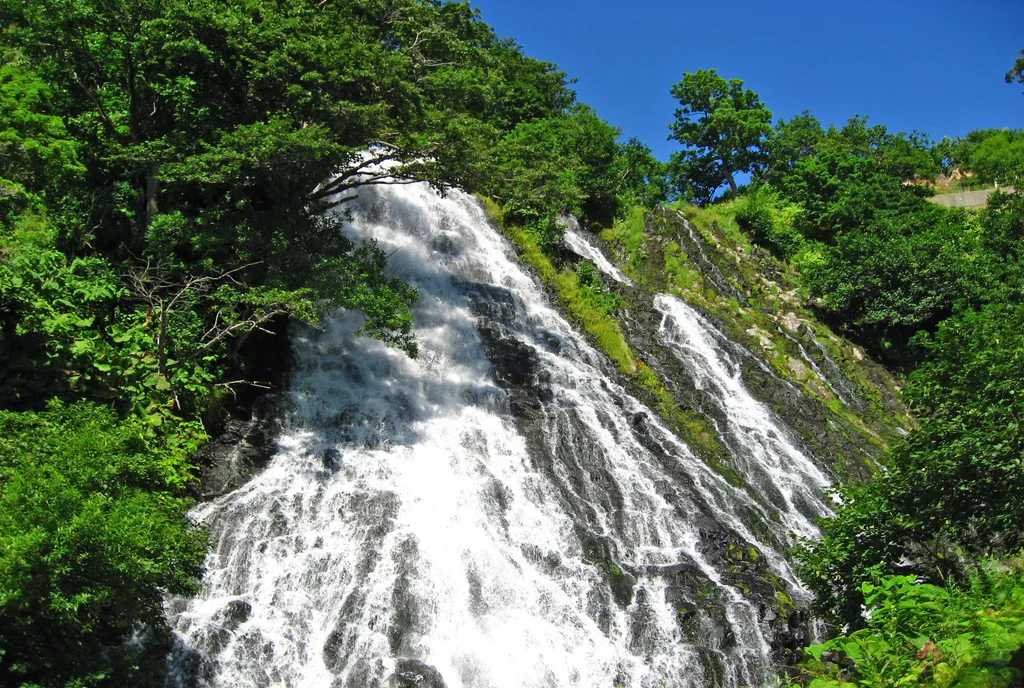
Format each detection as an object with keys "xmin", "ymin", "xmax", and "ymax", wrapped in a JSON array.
[
  {"xmin": 191, "ymin": 318, "xmax": 293, "ymax": 500},
  {"xmin": 467, "ymin": 265, "xmax": 810, "ymax": 678},
  {"xmin": 466, "ymin": 278, "xmax": 556, "ymax": 421},
  {"xmin": 390, "ymin": 659, "xmax": 447, "ymax": 688},
  {"xmin": 190, "ymin": 394, "xmax": 286, "ymax": 500}
]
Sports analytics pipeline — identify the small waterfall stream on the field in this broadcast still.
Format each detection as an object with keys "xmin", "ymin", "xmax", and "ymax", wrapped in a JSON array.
[{"xmin": 166, "ymin": 183, "xmax": 832, "ymax": 687}]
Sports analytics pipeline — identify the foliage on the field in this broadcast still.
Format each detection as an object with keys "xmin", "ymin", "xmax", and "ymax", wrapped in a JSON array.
[
  {"xmin": 1007, "ymin": 48, "xmax": 1024, "ymax": 89},
  {"xmin": 612, "ymin": 137, "xmax": 672, "ymax": 211},
  {"xmin": 0, "ymin": 401, "xmax": 207, "ymax": 687},
  {"xmin": 794, "ymin": 294, "xmax": 1024, "ymax": 626},
  {"xmin": 796, "ymin": 204, "xmax": 985, "ymax": 358},
  {"xmin": 0, "ymin": 1, "xmax": 657, "ymax": 684},
  {"xmin": 486, "ymin": 106, "xmax": 622, "ymax": 229},
  {"xmin": 733, "ymin": 185, "xmax": 805, "ymax": 260},
  {"xmin": 947, "ymin": 129, "xmax": 1024, "ymax": 186},
  {"xmin": 481, "ymin": 198, "xmax": 636, "ymax": 373},
  {"xmin": 0, "ymin": 58, "xmax": 83, "ymax": 208},
  {"xmin": 788, "ymin": 563, "xmax": 1024, "ymax": 688},
  {"xmin": 668, "ymin": 69, "xmax": 773, "ymax": 202},
  {"xmin": 731, "ymin": 104, "xmax": 989, "ymax": 365},
  {"xmin": 702, "ymin": 64, "xmax": 1024, "ymax": 658},
  {"xmin": 759, "ymin": 111, "xmax": 826, "ymax": 188}
]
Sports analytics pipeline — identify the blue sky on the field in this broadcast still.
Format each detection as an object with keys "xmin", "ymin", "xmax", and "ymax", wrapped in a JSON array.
[{"xmin": 470, "ymin": 0, "xmax": 1024, "ymax": 161}]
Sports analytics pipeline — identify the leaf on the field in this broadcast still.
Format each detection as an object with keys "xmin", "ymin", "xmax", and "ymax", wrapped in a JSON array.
[
  {"xmin": 70, "ymin": 339, "xmax": 93, "ymax": 355},
  {"xmin": 841, "ymin": 640, "xmax": 863, "ymax": 659}
]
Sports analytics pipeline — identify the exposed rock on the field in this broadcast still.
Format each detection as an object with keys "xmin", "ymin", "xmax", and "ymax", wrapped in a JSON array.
[
  {"xmin": 745, "ymin": 326, "xmax": 775, "ymax": 351},
  {"xmin": 190, "ymin": 393, "xmax": 287, "ymax": 500},
  {"xmin": 786, "ymin": 356, "xmax": 809, "ymax": 380},
  {"xmin": 191, "ymin": 316, "xmax": 292, "ymax": 499},
  {"xmin": 804, "ymin": 376, "xmax": 835, "ymax": 402},
  {"xmin": 781, "ymin": 311, "xmax": 802, "ymax": 334},
  {"xmin": 390, "ymin": 659, "xmax": 447, "ymax": 688}
]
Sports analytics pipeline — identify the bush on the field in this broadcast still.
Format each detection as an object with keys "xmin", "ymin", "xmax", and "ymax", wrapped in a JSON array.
[
  {"xmin": 734, "ymin": 186, "xmax": 805, "ymax": 260},
  {"xmin": 0, "ymin": 402, "xmax": 207, "ymax": 687},
  {"xmin": 788, "ymin": 560, "xmax": 1024, "ymax": 688}
]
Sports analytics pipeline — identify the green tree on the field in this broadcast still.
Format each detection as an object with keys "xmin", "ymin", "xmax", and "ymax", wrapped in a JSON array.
[
  {"xmin": 668, "ymin": 69, "xmax": 772, "ymax": 203},
  {"xmin": 486, "ymin": 106, "xmax": 621, "ymax": 230},
  {"xmin": 796, "ymin": 289, "xmax": 1024, "ymax": 626},
  {"xmin": 612, "ymin": 137, "xmax": 671, "ymax": 211},
  {"xmin": 955, "ymin": 129, "xmax": 1024, "ymax": 185},
  {"xmin": 0, "ymin": 58, "xmax": 83, "ymax": 211},
  {"xmin": 0, "ymin": 402, "xmax": 207, "ymax": 687},
  {"xmin": 1007, "ymin": 48, "xmax": 1024, "ymax": 89},
  {"xmin": 758, "ymin": 110, "xmax": 825, "ymax": 187}
]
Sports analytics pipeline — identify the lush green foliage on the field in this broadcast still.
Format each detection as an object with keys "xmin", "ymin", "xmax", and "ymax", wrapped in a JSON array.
[
  {"xmin": 789, "ymin": 564, "xmax": 1024, "ymax": 688},
  {"xmin": 730, "ymin": 110, "xmax": 1005, "ymax": 365},
  {"xmin": 0, "ymin": 402, "xmax": 207, "ymax": 687},
  {"xmin": 794, "ymin": 292, "xmax": 1024, "ymax": 625},
  {"xmin": 944, "ymin": 129, "xmax": 1024, "ymax": 186},
  {"xmin": 668, "ymin": 69, "xmax": 772, "ymax": 203}
]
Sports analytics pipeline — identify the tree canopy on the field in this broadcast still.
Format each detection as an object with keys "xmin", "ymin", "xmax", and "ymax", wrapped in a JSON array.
[{"xmin": 668, "ymin": 69, "xmax": 772, "ymax": 203}]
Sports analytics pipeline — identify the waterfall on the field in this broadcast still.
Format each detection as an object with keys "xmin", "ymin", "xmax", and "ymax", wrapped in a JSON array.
[
  {"xmin": 560, "ymin": 220, "xmax": 633, "ymax": 286},
  {"xmin": 166, "ymin": 183, "xmax": 833, "ymax": 688},
  {"xmin": 652, "ymin": 295, "xmax": 832, "ymax": 540}
]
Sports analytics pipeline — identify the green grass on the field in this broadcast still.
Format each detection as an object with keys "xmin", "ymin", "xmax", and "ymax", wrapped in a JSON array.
[{"xmin": 600, "ymin": 205, "xmax": 647, "ymax": 256}]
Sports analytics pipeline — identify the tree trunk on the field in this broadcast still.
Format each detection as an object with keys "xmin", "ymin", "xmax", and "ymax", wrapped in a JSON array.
[
  {"xmin": 146, "ymin": 163, "xmax": 159, "ymax": 227},
  {"xmin": 726, "ymin": 171, "xmax": 738, "ymax": 196}
]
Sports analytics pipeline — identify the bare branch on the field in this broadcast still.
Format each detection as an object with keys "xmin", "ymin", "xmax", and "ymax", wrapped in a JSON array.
[
  {"xmin": 200, "ymin": 307, "xmax": 284, "ymax": 351},
  {"xmin": 215, "ymin": 379, "xmax": 274, "ymax": 398}
]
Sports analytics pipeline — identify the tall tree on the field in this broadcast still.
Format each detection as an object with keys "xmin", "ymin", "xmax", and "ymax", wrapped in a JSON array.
[
  {"xmin": 1007, "ymin": 48, "xmax": 1024, "ymax": 89},
  {"xmin": 668, "ymin": 69, "xmax": 772, "ymax": 203}
]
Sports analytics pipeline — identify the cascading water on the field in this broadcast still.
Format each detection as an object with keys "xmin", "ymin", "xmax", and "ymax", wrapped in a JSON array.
[
  {"xmin": 560, "ymin": 220, "xmax": 633, "ymax": 286},
  {"xmin": 652, "ymin": 296, "xmax": 832, "ymax": 540},
  {"xmin": 166, "ymin": 182, "xmax": 834, "ymax": 688}
]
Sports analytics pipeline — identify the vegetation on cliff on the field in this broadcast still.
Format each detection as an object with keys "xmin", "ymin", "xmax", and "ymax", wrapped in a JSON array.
[{"xmin": 659, "ymin": 61, "xmax": 1024, "ymax": 686}]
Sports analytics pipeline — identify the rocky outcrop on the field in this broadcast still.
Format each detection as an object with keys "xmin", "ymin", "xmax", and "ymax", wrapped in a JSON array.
[
  {"xmin": 191, "ymin": 317, "xmax": 293, "ymax": 500},
  {"xmin": 390, "ymin": 660, "xmax": 447, "ymax": 688}
]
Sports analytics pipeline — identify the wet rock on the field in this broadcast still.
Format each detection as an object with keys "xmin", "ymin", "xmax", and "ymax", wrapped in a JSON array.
[
  {"xmin": 323, "ymin": 624, "xmax": 356, "ymax": 674},
  {"xmin": 476, "ymin": 320, "xmax": 537, "ymax": 388},
  {"xmin": 781, "ymin": 311, "xmax": 802, "ymax": 334},
  {"xmin": 428, "ymin": 233, "xmax": 460, "ymax": 256},
  {"xmin": 321, "ymin": 447, "xmax": 342, "ymax": 470},
  {"xmin": 220, "ymin": 599, "xmax": 251, "ymax": 631},
  {"xmin": 190, "ymin": 394, "xmax": 286, "ymax": 500},
  {"xmin": 456, "ymin": 278, "xmax": 520, "ymax": 326},
  {"xmin": 390, "ymin": 659, "xmax": 447, "ymax": 688}
]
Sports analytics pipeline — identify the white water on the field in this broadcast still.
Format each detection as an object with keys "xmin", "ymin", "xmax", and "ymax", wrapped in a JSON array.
[
  {"xmin": 653, "ymin": 295, "xmax": 832, "ymax": 540},
  {"xmin": 166, "ymin": 183, "xmax": 832, "ymax": 687},
  {"xmin": 561, "ymin": 221, "xmax": 633, "ymax": 286}
]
